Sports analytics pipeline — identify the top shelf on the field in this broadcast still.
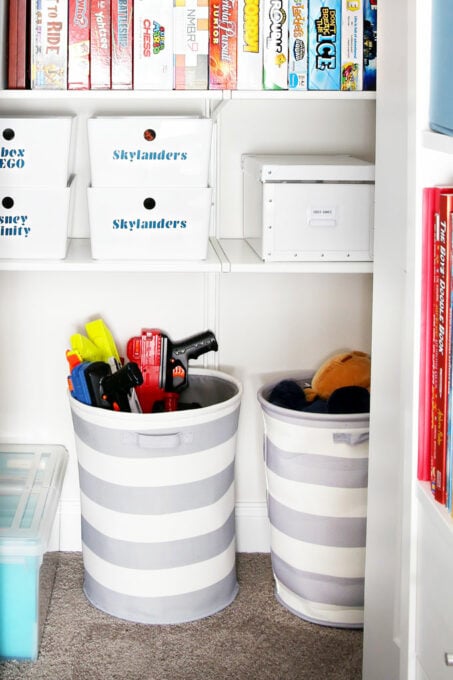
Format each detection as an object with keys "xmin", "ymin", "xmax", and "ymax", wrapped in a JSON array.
[{"xmin": 0, "ymin": 89, "xmax": 377, "ymax": 102}]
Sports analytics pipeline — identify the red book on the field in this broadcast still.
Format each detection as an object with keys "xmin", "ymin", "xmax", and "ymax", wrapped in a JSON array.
[
  {"xmin": 8, "ymin": 0, "xmax": 18, "ymax": 88},
  {"xmin": 16, "ymin": 0, "xmax": 28, "ymax": 88},
  {"xmin": 434, "ymin": 192, "xmax": 453, "ymax": 504},
  {"xmin": 208, "ymin": 0, "xmax": 238, "ymax": 89},
  {"xmin": 111, "ymin": 0, "xmax": 133, "ymax": 89},
  {"xmin": 91, "ymin": 0, "xmax": 111, "ymax": 89},
  {"xmin": 68, "ymin": 0, "xmax": 90, "ymax": 89}
]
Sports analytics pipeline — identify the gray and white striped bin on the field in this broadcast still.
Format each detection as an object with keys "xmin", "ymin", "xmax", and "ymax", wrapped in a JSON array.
[
  {"xmin": 258, "ymin": 374, "xmax": 368, "ymax": 629},
  {"xmin": 70, "ymin": 368, "xmax": 242, "ymax": 625}
]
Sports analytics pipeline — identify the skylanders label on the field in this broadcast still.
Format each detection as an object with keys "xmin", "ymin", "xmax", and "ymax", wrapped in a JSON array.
[
  {"xmin": 112, "ymin": 218, "xmax": 188, "ymax": 230},
  {"xmin": 111, "ymin": 149, "xmax": 189, "ymax": 161}
]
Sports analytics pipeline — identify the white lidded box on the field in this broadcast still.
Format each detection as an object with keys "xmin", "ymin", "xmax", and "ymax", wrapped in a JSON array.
[
  {"xmin": 88, "ymin": 186, "xmax": 212, "ymax": 260},
  {"xmin": 242, "ymin": 154, "xmax": 375, "ymax": 262},
  {"xmin": 88, "ymin": 117, "xmax": 213, "ymax": 187},
  {"xmin": 0, "ymin": 117, "xmax": 73, "ymax": 187},
  {"xmin": 0, "ymin": 444, "xmax": 68, "ymax": 661},
  {"xmin": 0, "ymin": 178, "xmax": 74, "ymax": 260}
]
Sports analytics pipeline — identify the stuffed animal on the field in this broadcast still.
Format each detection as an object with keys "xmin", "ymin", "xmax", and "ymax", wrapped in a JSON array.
[{"xmin": 268, "ymin": 350, "xmax": 371, "ymax": 414}]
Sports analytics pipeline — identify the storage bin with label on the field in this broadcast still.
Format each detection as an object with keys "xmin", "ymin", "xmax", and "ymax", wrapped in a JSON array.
[
  {"xmin": 88, "ymin": 117, "xmax": 213, "ymax": 187},
  {"xmin": 0, "ymin": 444, "xmax": 68, "ymax": 660},
  {"xmin": 258, "ymin": 373, "xmax": 368, "ymax": 628},
  {"xmin": 87, "ymin": 185, "xmax": 212, "ymax": 260},
  {"xmin": 0, "ymin": 117, "xmax": 73, "ymax": 187},
  {"xmin": 243, "ymin": 154, "xmax": 375, "ymax": 262},
  {"xmin": 69, "ymin": 368, "xmax": 242, "ymax": 624},
  {"xmin": 429, "ymin": 0, "xmax": 453, "ymax": 136},
  {"xmin": 0, "ymin": 179, "xmax": 74, "ymax": 259}
]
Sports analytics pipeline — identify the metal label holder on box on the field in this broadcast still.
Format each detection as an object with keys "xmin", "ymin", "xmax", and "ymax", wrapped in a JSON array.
[{"xmin": 242, "ymin": 154, "xmax": 375, "ymax": 262}]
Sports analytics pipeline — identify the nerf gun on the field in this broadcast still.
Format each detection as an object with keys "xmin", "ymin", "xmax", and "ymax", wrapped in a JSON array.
[
  {"xmin": 126, "ymin": 329, "xmax": 218, "ymax": 413},
  {"xmin": 68, "ymin": 318, "xmax": 142, "ymax": 413},
  {"xmin": 68, "ymin": 359, "xmax": 143, "ymax": 412}
]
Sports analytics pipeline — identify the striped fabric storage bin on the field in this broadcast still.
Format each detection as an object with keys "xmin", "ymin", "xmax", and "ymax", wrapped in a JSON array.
[
  {"xmin": 70, "ymin": 369, "xmax": 242, "ymax": 625},
  {"xmin": 258, "ymin": 374, "xmax": 369, "ymax": 629}
]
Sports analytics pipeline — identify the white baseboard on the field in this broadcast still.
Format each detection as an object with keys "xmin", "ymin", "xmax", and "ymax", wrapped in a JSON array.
[{"xmin": 55, "ymin": 499, "xmax": 270, "ymax": 553}]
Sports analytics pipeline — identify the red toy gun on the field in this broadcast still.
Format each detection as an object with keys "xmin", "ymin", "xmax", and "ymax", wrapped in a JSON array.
[{"xmin": 126, "ymin": 329, "xmax": 218, "ymax": 413}]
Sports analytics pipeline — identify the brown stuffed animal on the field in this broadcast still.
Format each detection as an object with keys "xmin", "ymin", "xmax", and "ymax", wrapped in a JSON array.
[{"xmin": 304, "ymin": 350, "xmax": 371, "ymax": 403}]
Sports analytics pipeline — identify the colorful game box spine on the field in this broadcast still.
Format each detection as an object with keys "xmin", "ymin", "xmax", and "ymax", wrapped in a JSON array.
[
  {"xmin": 134, "ymin": 0, "xmax": 174, "ymax": 89},
  {"xmin": 307, "ymin": 0, "xmax": 341, "ymax": 90},
  {"xmin": 363, "ymin": 0, "xmax": 377, "ymax": 91},
  {"xmin": 68, "ymin": 0, "xmax": 90, "ymax": 90},
  {"xmin": 31, "ymin": 0, "xmax": 68, "ymax": 89},
  {"xmin": 91, "ymin": 0, "xmax": 111, "ymax": 89},
  {"xmin": 208, "ymin": 0, "xmax": 238, "ymax": 90},
  {"xmin": 340, "ymin": 0, "xmax": 363, "ymax": 90},
  {"xmin": 288, "ymin": 0, "xmax": 308, "ymax": 90},
  {"xmin": 174, "ymin": 0, "xmax": 209, "ymax": 90},
  {"xmin": 112, "ymin": 0, "xmax": 133, "ymax": 89},
  {"xmin": 8, "ymin": 0, "xmax": 19, "ymax": 88},
  {"xmin": 16, "ymin": 0, "xmax": 30, "ymax": 88},
  {"xmin": 236, "ymin": 0, "xmax": 263, "ymax": 89},
  {"xmin": 262, "ymin": 0, "xmax": 289, "ymax": 90}
]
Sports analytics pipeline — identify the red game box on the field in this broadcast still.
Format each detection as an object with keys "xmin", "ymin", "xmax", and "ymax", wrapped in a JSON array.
[
  {"xmin": 91, "ymin": 0, "xmax": 111, "ymax": 89},
  {"xmin": 209, "ymin": 0, "xmax": 238, "ymax": 89},
  {"xmin": 68, "ymin": 0, "xmax": 90, "ymax": 89}
]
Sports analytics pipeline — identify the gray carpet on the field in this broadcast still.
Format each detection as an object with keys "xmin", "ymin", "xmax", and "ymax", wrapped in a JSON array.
[{"xmin": 0, "ymin": 553, "xmax": 363, "ymax": 679}]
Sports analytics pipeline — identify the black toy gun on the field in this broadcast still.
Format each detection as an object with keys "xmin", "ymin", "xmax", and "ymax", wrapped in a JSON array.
[
  {"xmin": 126, "ymin": 329, "xmax": 218, "ymax": 413},
  {"xmin": 69, "ymin": 359, "xmax": 143, "ymax": 412}
]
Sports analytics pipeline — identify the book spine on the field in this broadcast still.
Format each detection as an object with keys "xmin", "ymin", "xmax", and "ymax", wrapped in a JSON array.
[
  {"xmin": 236, "ymin": 0, "xmax": 263, "ymax": 89},
  {"xmin": 288, "ymin": 0, "xmax": 308, "ymax": 90},
  {"xmin": 208, "ymin": 0, "xmax": 238, "ymax": 89},
  {"xmin": 16, "ymin": 0, "xmax": 29, "ymax": 88},
  {"xmin": 340, "ymin": 0, "xmax": 363, "ymax": 91},
  {"xmin": 363, "ymin": 0, "xmax": 377, "ymax": 91},
  {"xmin": 111, "ymin": 0, "xmax": 133, "ymax": 89},
  {"xmin": 307, "ymin": 0, "xmax": 341, "ymax": 91},
  {"xmin": 434, "ymin": 193, "xmax": 453, "ymax": 505},
  {"xmin": 31, "ymin": 0, "xmax": 68, "ymax": 89},
  {"xmin": 418, "ymin": 187, "xmax": 436, "ymax": 482},
  {"xmin": 68, "ymin": 0, "xmax": 91, "ymax": 90},
  {"xmin": 91, "ymin": 0, "xmax": 111, "ymax": 89},
  {"xmin": 8, "ymin": 0, "xmax": 19, "ymax": 89},
  {"xmin": 262, "ymin": 0, "xmax": 289, "ymax": 90},
  {"xmin": 174, "ymin": 0, "xmax": 209, "ymax": 90},
  {"xmin": 134, "ymin": 0, "xmax": 173, "ymax": 90}
]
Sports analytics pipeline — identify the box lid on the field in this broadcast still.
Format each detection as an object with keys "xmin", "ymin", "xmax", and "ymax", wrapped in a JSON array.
[
  {"xmin": 0, "ymin": 445, "xmax": 68, "ymax": 556},
  {"xmin": 242, "ymin": 154, "xmax": 375, "ymax": 182}
]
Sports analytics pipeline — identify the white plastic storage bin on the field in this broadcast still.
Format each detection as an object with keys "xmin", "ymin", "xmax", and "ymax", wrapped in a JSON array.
[
  {"xmin": 69, "ymin": 369, "xmax": 242, "ymax": 624},
  {"xmin": 242, "ymin": 154, "xmax": 375, "ymax": 262},
  {"xmin": 0, "ymin": 117, "xmax": 73, "ymax": 187},
  {"xmin": 0, "ymin": 444, "xmax": 68, "ymax": 661},
  {"xmin": 88, "ymin": 117, "xmax": 213, "ymax": 187},
  {"xmin": 258, "ymin": 374, "xmax": 368, "ymax": 629},
  {"xmin": 87, "ymin": 186, "xmax": 212, "ymax": 260},
  {"xmin": 0, "ymin": 179, "xmax": 73, "ymax": 259}
]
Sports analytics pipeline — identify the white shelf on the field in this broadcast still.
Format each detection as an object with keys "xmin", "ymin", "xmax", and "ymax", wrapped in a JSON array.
[
  {"xmin": 417, "ymin": 481, "xmax": 453, "ymax": 538},
  {"xmin": 0, "ymin": 237, "xmax": 375, "ymax": 273},
  {"xmin": 422, "ymin": 129, "xmax": 453, "ymax": 154},
  {"xmin": 217, "ymin": 238, "xmax": 374, "ymax": 273}
]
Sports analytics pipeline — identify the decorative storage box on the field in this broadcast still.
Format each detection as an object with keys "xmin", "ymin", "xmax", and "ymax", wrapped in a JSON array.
[
  {"xmin": 88, "ymin": 117, "xmax": 213, "ymax": 187},
  {"xmin": 0, "ymin": 444, "xmax": 68, "ymax": 660},
  {"xmin": 69, "ymin": 369, "xmax": 242, "ymax": 624},
  {"xmin": 429, "ymin": 0, "xmax": 453, "ymax": 136},
  {"xmin": 258, "ymin": 373, "xmax": 368, "ymax": 629},
  {"xmin": 87, "ymin": 186, "xmax": 212, "ymax": 260},
  {"xmin": 0, "ymin": 117, "xmax": 73, "ymax": 187},
  {"xmin": 242, "ymin": 154, "xmax": 375, "ymax": 262},
  {"xmin": 0, "ymin": 179, "xmax": 74, "ymax": 259}
]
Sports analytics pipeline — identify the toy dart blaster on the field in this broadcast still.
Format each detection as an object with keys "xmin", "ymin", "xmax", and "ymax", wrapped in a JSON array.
[
  {"xmin": 68, "ymin": 359, "xmax": 143, "ymax": 412},
  {"xmin": 126, "ymin": 329, "xmax": 218, "ymax": 413}
]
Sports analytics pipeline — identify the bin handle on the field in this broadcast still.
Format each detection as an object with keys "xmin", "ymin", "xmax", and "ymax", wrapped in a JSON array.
[
  {"xmin": 332, "ymin": 431, "xmax": 369, "ymax": 446},
  {"xmin": 123, "ymin": 432, "xmax": 188, "ymax": 449}
]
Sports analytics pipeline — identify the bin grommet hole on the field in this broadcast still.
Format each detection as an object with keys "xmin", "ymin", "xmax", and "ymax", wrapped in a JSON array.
[
  {"xmin": 144, "ymin": 129, "xmax": 156, "ymax": 142},
  {"xmin": 2, "ymin": 128, "xmax": 15, "ymax": 141},
  {"xmin": 2, "ymin": 196, "xmax": 14, "ymax": 209},
  {"xmin": 143, "ymin": 197, "xmax": 156, "ymax": 210}
]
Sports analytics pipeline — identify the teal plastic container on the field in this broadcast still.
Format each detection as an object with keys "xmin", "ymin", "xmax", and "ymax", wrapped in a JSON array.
[
  {"xmin": 429, "ymin": 0, "xmax": 453, "ymax": 136},
  {"xmin": 0, "ymin": 445, "xmax": 68, "ymax": 660}
]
